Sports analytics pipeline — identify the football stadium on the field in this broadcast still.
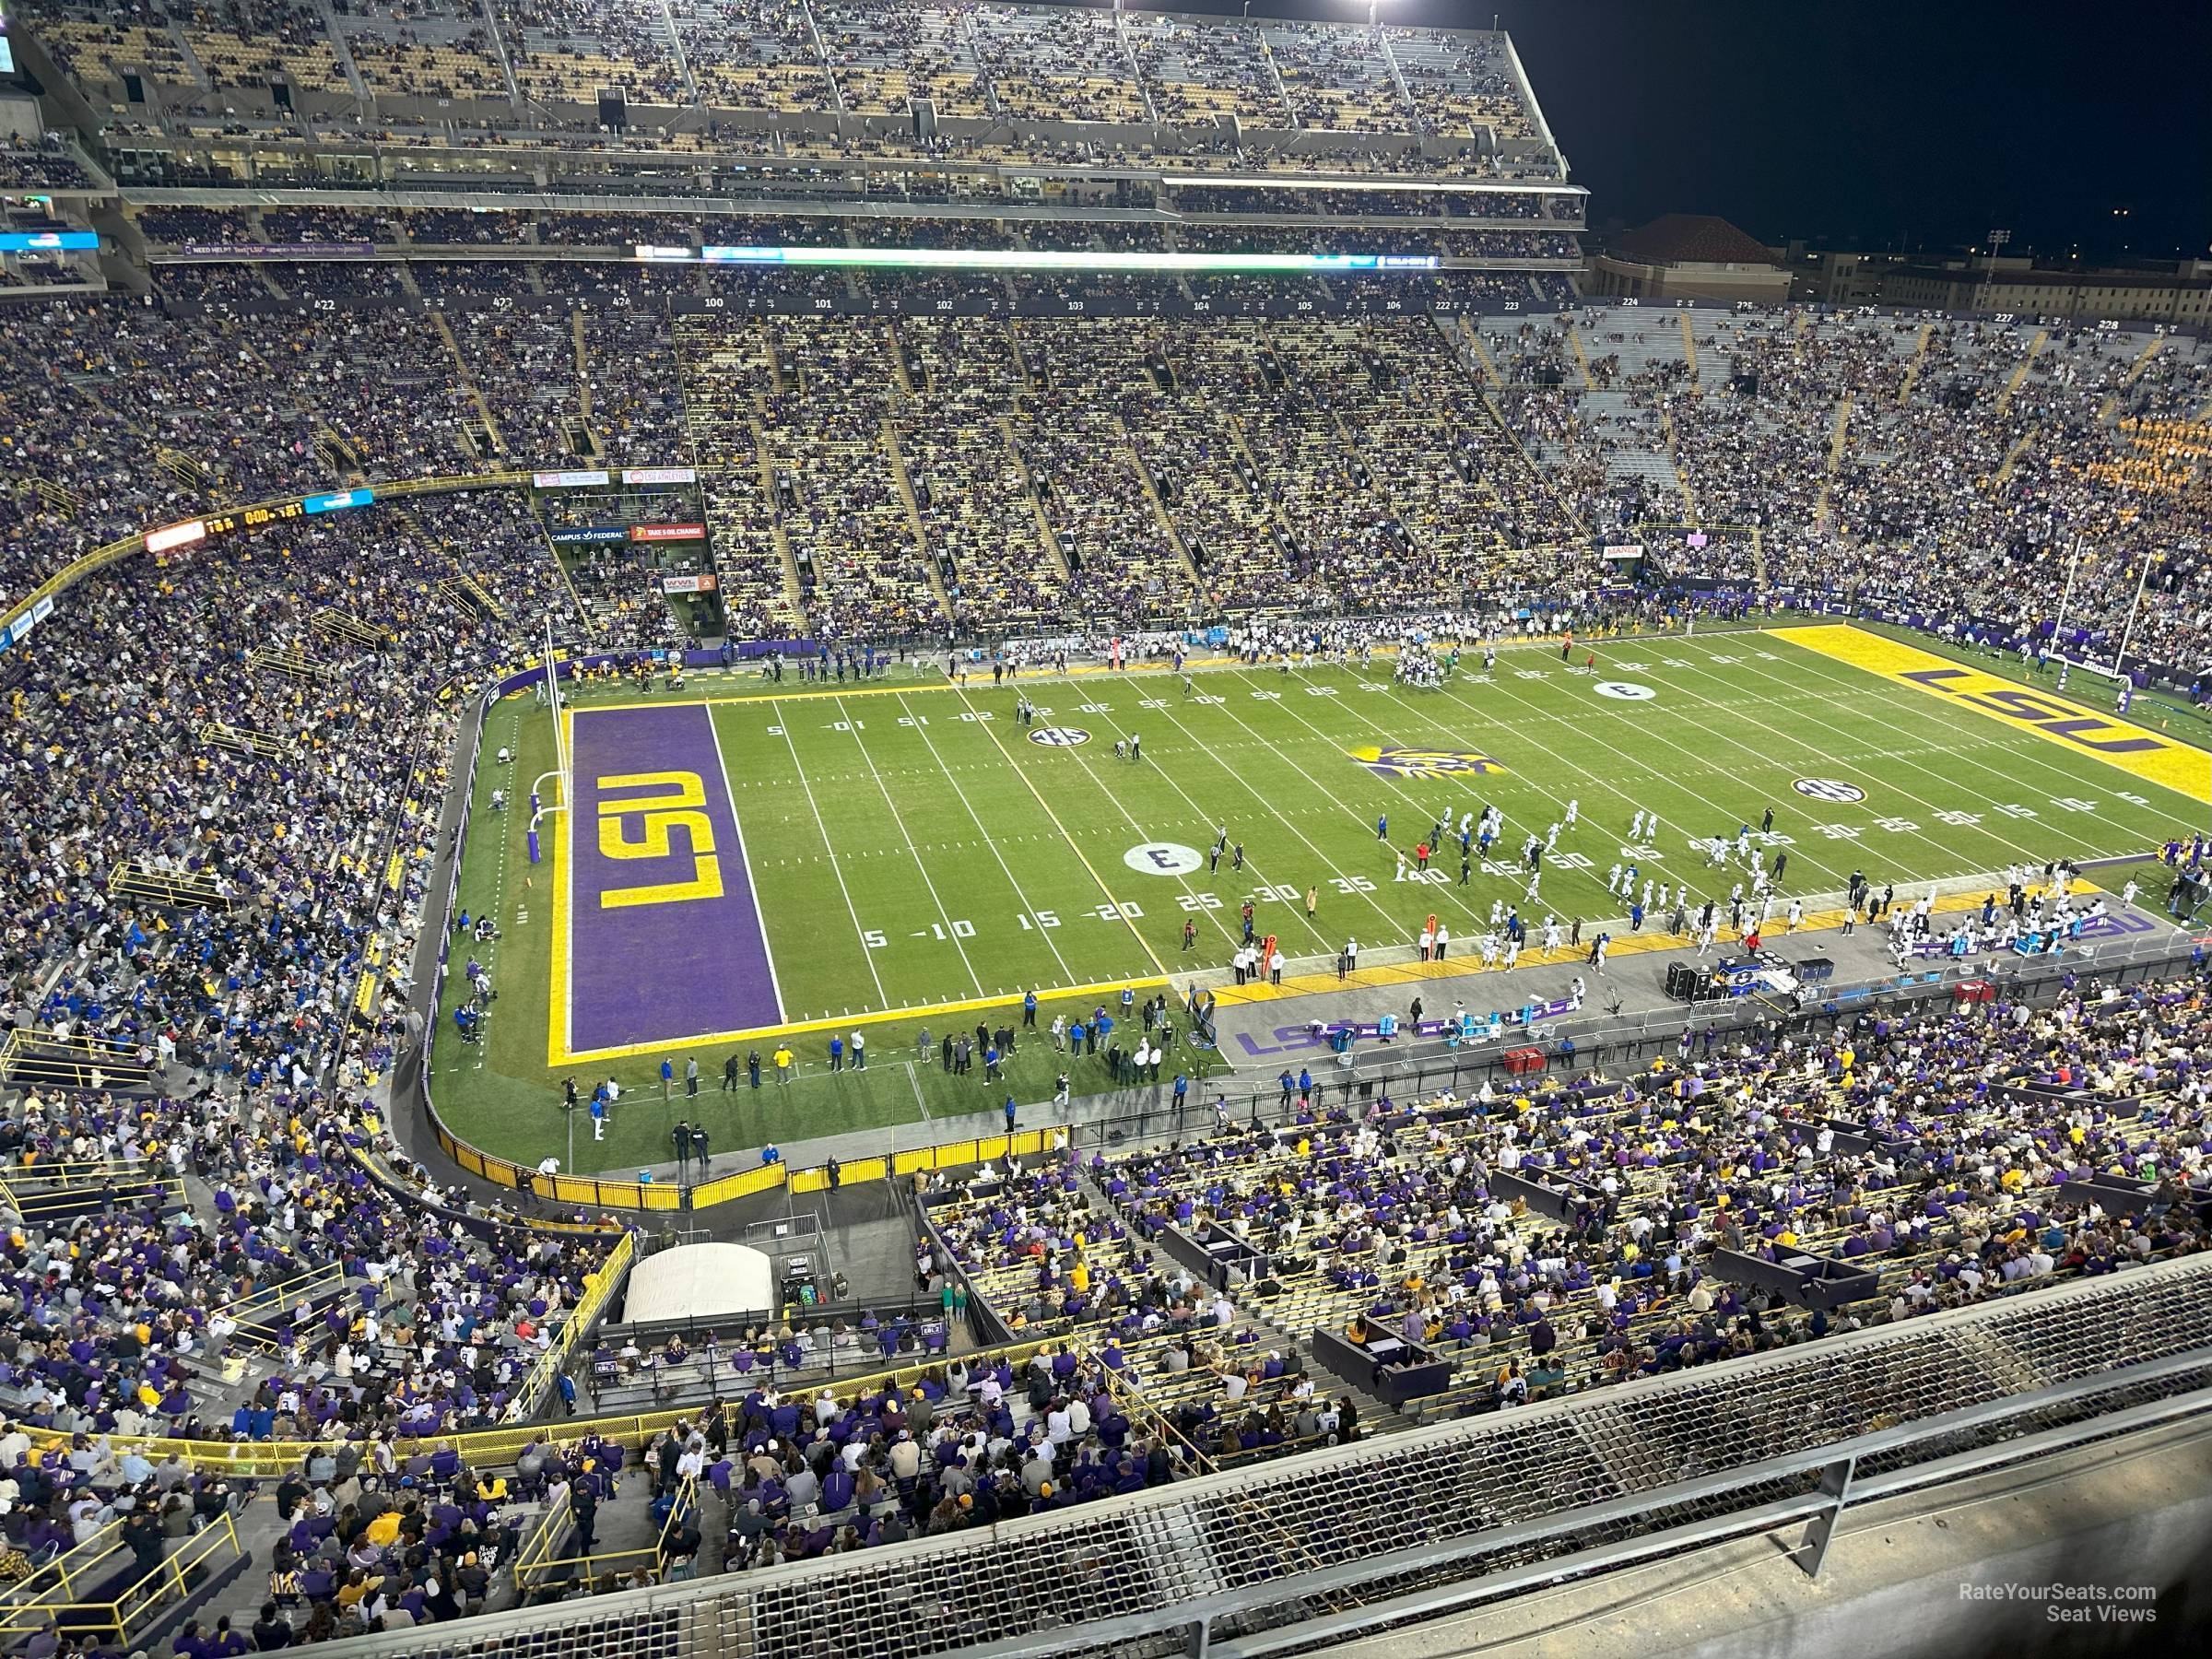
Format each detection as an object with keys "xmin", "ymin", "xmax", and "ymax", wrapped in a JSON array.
[{"xmin": 0, "ymin": 3, "xmax": 2208, "ymax": 1657}]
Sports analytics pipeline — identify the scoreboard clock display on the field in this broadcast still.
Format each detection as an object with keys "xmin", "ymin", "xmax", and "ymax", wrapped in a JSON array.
[{"xmin": 145, "ymin": 488, "xmax": 375, "ymax": 553}]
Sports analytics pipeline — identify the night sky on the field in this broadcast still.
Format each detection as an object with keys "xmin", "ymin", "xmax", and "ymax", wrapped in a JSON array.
[{"xmin": 1165, "ymin": 0, "xmax": 2211, "ymax": 261}]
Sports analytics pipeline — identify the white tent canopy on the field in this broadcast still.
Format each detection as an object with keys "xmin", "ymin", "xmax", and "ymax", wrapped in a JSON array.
[{"xmin": 621, "ymin": 1241, "xmax": 776, "ymax": 1325}]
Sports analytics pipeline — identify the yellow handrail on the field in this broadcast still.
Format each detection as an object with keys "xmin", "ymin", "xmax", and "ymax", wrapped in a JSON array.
[
  {"xmin": 228, "ymin": 1261, "xmax": 350, "ymax": 1338},
  {"xmin": 23, "ymin": 1335, "xmax": 1078, "ymax": 1474},
  {"xmin": 512, "ymin": 1474, "xmax": 694, "ymax": 1595},
  {"xmin": 0, "ymin": 1156, "xmax": 156, "ymax": 1182},
  {"xmin": 5, "ymin": 1511, "xmax": 245, "ymax": 1648},
  {"xmin": 509, "ymin": 1230, "xmax": 637, "ymax": 1422},
  {"xmin": 0, "ymin": 1518, "xmax": 129, "ymax": 1632}
]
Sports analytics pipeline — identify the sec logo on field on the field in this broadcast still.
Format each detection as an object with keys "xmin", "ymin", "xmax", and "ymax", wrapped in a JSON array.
[
  {"xmin": 1028, "ymin": 726, "xmax": 1091, "ymax": 747},
  {"xmin": 1794, "ymin": 777, "xmax": 1867, "ymax": 804},
  {"xmin": 1594, "ymin": 681, "xmax": 1656, "ymax": 701}
]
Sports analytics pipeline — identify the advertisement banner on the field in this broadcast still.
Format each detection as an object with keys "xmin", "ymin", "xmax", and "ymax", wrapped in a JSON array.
[
  {"xmin": 303, "ymin": 488, "xmax": 375, "ymax": 514},
  {"xmin": 179, "ymin": 241, "xmax": 377, "ymax": 259},
  {"xmin": 659, "ymin": 573, "xmax": 719, "ymax": 594},
  {"xmin": 622, "ymin": 467, "xmax": 697, "ymax": 486},
  {"xmin": 549, "ymin": 526, "xmax": 629, "ymax": 546},
  {"xmin": 533, "ymin": 469, "xmax": 611, "ymax": 489},
  {"xmin": 0, "ymin": 231, "xmax": 97, "ymax": 252},
  {"xmin": 630, "ymin": 523, "xmax": 706, "ymax": 543}
]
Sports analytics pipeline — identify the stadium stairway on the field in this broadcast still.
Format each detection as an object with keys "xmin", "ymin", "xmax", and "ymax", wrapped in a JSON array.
[
  {"xmin": 1121, "ymin": 414, "xmax": 1201, "ymax": 579},
  {"xmin": 879, "ymin": 418, "xmax": 956, "ymax": 624},
  {"xmin": 1814, "ymin": 393, "xmax": 1853, "ymax": 530},
  {"xmin": 1994, "ymin": 326, "xmax": 2049, "ymax": 417},
  {"xmin": 999, "ymin": 414, "xmax": 1071, "ymax": 576},
  {"xmin": 1067, "ymin": 1161, "xmax": 1398, "ymax": 1431},
  {"xmin": 1573, "ymin": 389, "xmax": 1687, "ymax": 512},
  {"xmin": 1659, "ymin": 403, "xmax": 1699, "ymax": 519}
]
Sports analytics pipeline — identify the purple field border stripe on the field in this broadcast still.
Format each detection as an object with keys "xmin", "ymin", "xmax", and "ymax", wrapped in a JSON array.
[{"xmin": 567, "ymin": 703, "xmax": 782, "ymax": 1053}]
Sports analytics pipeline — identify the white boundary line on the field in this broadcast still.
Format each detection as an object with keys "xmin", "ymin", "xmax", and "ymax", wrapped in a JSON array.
[{"xmin": 703, "ymin": 701, "xmax": 787, "ymax": 1021}]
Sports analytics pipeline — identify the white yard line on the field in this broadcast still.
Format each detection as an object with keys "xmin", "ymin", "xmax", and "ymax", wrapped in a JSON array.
[
  {"xmin": 1371, "ymin": 657, "xmax": 1853, "ymax": 900},
  {"xmin": 772, "ymin": 710, "xmax": 890, "ymax": 1008},
  {"xmin": 1013, "ymin": 701, "xmax": 1244, "ymax": 952},
  {"xmin": 1582, "ymin": 641, "xmax": 2064, "ymax": 870},
  {"xmin": 1216, "ymin": 665, "xmax": 1502, "ymax": 932},
  {"xmin": 832, "ymin": 695, "xmax": 987, "ymax": 998},
  {"xmin": 1137, "ymin": 690, "xmax": 1408, "ymax": 945},
  {"xmin": 1703, "ymin": 636, "xmax": 2206, "ymax": 829},
  {"xmin": 1426, "ymin": 658, "xmax": 1951, "ymax": 887},
  {"xmin": 892, "ymin": 691, "xmax": 1080, "ymax": 987}
]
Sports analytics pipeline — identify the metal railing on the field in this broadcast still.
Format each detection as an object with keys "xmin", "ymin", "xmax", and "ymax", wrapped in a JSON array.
[
  {"xmin": 0, "ymin": 1159, "xmax": 185, "ymax": 1224},
  {"xmin": 582, "ymin": 1310, "xmax": 957, "ymax": 1414},
  {"xmin": 0, "ymin": 1512, "xmax": 246, "ymax": 1652},
  {"xmin": 225, "ymin": 1253, "xmax": 2212, "ymax": 1659},
  {"xmin": 0, "ymin": 1519, "xmax": 129, "ymax": 1638},
  {"xmin": 226, "ymin": 1261, "xmax": 349, "ymax": 1347},
  {"xmin": 0, "ymin": 1029, "xmax": 156, "ymax": 1093},
  {"xmin": 509, "ymin": 1228, "xmax": 639, "ymax": 1422},
  {"xmin": 512, "ymin": 1473, "xmax": 699, "ymax": 1597}
]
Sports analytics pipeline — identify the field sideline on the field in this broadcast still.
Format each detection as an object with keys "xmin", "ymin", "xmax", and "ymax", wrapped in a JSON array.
[{"xmin": 430, "ymin": 623, "xmax": 2207, "ymax": 1171}]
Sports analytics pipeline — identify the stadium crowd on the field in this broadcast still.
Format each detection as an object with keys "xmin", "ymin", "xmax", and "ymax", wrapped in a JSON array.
[
  {"xmin": 4, "ymin": 268, "xmax": 2202, "ymax": 665},
  {"xmin": 1024, "ymin": 969, "xmax": 2212, "ymax": 1415},
  {"xmin": 0, "ymin": 6, "xmax": 2206, "ymax": 1645}
]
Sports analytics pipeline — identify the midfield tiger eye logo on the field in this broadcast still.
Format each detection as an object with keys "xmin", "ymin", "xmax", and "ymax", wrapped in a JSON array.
[{"xmin": 1349, "ymin": 746, "xmax": 1509, "ymax": 780}]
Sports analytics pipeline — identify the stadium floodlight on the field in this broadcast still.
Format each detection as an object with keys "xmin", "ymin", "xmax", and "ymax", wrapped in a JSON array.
[{"xmin": 1977, "ymin": 229, "xmax": 2011, "ymax": 312}]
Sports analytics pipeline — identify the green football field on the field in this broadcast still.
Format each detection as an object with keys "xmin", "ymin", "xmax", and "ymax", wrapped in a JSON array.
[{"xmin": 429, "ymin": 622, "xmax": 2208, "ymax": 1174}]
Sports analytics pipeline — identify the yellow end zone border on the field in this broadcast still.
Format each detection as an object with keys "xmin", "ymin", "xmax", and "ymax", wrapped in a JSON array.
[
  {"xmin": 544, "ymin": 695, "xmax": 1171, "ymax": 1066},
  {"xmin": 1768, "ymin": 624, "xmax": 2211, "ymax": 805},
  {"xmin": 551, "ymin": 976, "xmax": 1171, "ymax": 1068}
]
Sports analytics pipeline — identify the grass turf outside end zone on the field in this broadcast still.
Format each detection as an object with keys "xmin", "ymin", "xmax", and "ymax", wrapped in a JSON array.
[{"xmin": 429, "ymin": 625, "xmax": 2205, "ymax": 1173}]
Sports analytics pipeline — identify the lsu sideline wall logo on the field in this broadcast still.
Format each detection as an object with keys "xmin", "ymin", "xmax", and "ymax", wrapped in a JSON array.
[
  {"xmin": 1774, "ymin": 625, "xmax": 2209, "ymax": 802},
  {"xmin": 1349, "ymin": 746, "xmax": 1508, "ymax": 781}
]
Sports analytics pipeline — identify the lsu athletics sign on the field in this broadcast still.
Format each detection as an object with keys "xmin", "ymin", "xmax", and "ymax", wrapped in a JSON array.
[
  {"xmin": 1772, "ymin": 625, "xmax": 2209, "ymax": 803},
  {"xmin": 1349, "ymin": 746, "xmax": 1509, "ymax": 781}
]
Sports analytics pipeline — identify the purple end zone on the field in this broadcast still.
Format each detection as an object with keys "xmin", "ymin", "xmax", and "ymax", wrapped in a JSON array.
[{"xmin": 567, "ymin": 703, "xmax": 781, "ymax": 1053}]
